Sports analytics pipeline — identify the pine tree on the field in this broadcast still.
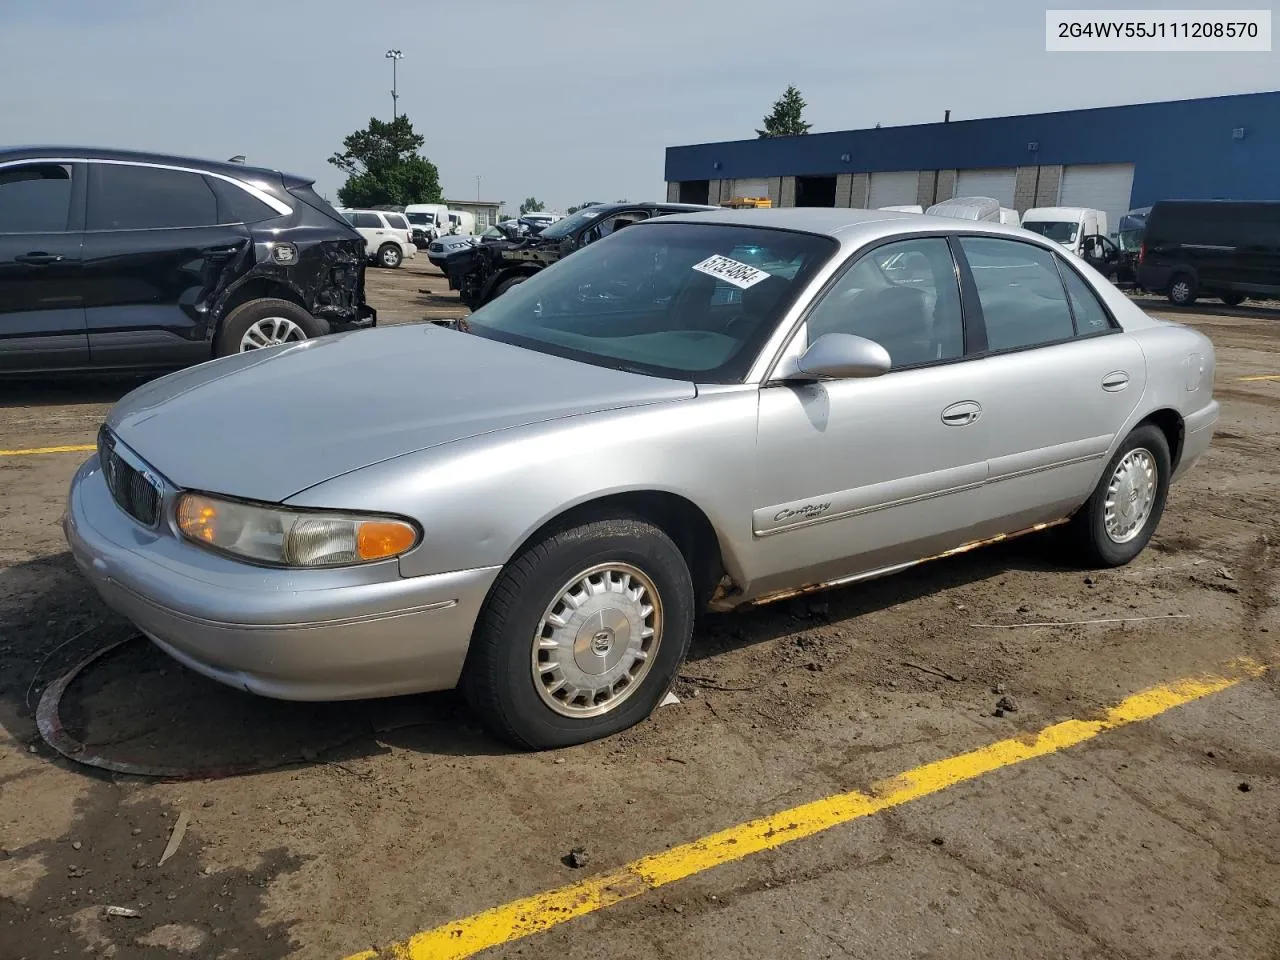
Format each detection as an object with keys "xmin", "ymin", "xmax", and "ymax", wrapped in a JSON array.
[{"xmin": 756, "ymin": 85, "xmax": 812, "ymax": 138}]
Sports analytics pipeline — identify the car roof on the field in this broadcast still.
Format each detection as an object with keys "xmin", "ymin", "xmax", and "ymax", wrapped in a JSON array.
[
  {"xmin": 645, "ymin": 206, "xmax": 1049, "ymax": 249},
  {"xmin": 0, "ymin": 145, "xmax": 300, "ymax": 184}
]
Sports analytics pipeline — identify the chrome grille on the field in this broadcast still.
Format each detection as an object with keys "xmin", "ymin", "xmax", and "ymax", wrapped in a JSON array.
[{"xmin": 98, "ymin": 427, "xmax": 161, "ymax": 527}]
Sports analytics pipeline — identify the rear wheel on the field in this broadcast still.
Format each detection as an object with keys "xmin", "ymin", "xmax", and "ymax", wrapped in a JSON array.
[
  {"xmin": 462, "ymin": 517, "xmax": 695, "ymax": 750},
  {"xmin": 1167, "ymin": 273, "xmax": 1197, "ymax": 306},
  {"xmin": 1221, "ymin": 293, "xmax": 1246, "ymax": 307},
  {"xmin": 1066, "ymin": 424, "xmax": 1171, "ymax": 567},
  {"xmin": 493, "ymin": 274, "xmax": 529, "ymax": 298},
  {"xmin": 378, "ymin": 243, "xmax": 403, "ymax": 269},
  {"xmin": 215, "ymin": 298, "xmax": 324, "ymax": 358}
]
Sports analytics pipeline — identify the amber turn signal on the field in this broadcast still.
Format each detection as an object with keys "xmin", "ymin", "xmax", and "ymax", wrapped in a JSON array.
[{"xmin": 356, "ymin": 520, "xmax": 418, "ymax": 561}]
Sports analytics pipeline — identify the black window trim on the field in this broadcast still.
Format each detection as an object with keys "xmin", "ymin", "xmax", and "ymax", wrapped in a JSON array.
[
  {"xmin": 0, "ymin": 159, "xmax": 86, "ymax": 235},
  {"xmin": 765, "ymin": 229, "xmax": 981, "ymax": 383},
  {"xmin": 952, "ymin": 232, "xmax": 1121, "ymax": 360}
]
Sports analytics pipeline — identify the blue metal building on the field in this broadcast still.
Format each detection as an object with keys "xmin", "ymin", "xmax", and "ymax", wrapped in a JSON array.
[{"xmin": 663, "ymin": 90, "xmax": 1280, "ymax": 227}]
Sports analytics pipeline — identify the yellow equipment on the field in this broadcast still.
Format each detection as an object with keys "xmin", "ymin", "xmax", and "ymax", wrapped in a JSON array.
[{"xmin": 720, "ymin": 196, "xmax": 772, "ymax": 209}]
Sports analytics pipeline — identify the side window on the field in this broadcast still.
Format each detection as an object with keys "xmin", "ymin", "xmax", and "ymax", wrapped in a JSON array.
[
  {"xmin": 1056, "ymin": 258, "xmax": 1114, "ymax": 334},
  {"xmin": 207, "ymin": 177, "xmax": 280, "ymax": 224},
  {"xmin": 805, "ymin": 237, "xmax": 964, "ymax": 368},
  {"xmin": 88, "ymin": 164, "xmax": 218, "ymax": 230},
  {"xmin": 581, "ymin": 211, "xmax": 650, "ymax": 246},
  {"xmin": 958, "ymin": 237, "xmax": 1075, "ymax": 351},
  {"xmin": 353, "ymin": 212, "xmax": 381, "ymax": 229},
  {"xmin": 385, "ymin": 213, "xmax": 409, "ymax": 230},
  {"xmin": 0, "ymin": 163, "xmax": 74, "ymax": 233}
]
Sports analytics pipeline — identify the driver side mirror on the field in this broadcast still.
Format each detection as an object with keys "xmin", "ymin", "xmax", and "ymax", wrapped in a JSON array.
[{"xmin": 776, "ymin": 333, "xmax": 892, "ymax": 381}]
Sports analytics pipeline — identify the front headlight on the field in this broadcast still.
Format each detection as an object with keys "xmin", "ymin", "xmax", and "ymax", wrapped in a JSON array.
[{"xmin": 175, "ymin": 493, "xmax": 419, "ymax": 568}]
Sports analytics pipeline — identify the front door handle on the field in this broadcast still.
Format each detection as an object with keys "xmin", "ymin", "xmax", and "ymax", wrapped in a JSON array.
[
  {"xmin": 941, "ymin": 400, "xmax": 982, "ymax": 426},
  {"xmin": 201, "ymin": 245, "xmax": 240, "ymax": 261},
  {"xmin": 14, "ymin": 252, "xmax": 63, "ymax": 265},
  {"xmin": 1102, "ymin": 371, "xmax": 1130, "ymax": 392}
]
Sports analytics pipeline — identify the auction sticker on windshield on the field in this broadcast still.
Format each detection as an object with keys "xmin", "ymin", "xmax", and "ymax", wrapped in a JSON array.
[{"xmin": 693, "ymin": 254, "xmax": 771, "ymax": 289}]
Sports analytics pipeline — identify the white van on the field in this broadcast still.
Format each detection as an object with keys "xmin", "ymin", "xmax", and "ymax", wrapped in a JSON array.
[
  {"xmin": 998, "ymin": 207, "xmax": 1021, "ymax": 226},
  {"xmin": 404, "ymin": 203, "xmax": 449, "ymax": 247},
  {"xmin": 444, "ymin": 210, "xmax": 477, "ymax": 236},
  {"xmin": 1021, "ymin": 207, "xmax": 1108, "ymax": 258},
  {"xmin": 925, "ymin": 196, "xmax": 1001, "ymax": 221},
  {"xmin": 878, "ymin": 204, "xmax": 923, "ymax": 214}
]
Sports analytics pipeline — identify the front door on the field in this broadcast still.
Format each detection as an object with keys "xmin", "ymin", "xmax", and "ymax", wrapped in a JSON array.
[
  {"xmin": 953, "ymin": 234, "xmax": 1147, "ymax": 535},
  {"xmin": 81, "ymin": 161, "xmax": 252, "ymax": 368},
  {"xmin": 0, "ymin": 160, "xmax": 89, "ymax": 372},
  {"xmin": 749, "ymin": 235, "xmax": 991, "ymax": 597}
]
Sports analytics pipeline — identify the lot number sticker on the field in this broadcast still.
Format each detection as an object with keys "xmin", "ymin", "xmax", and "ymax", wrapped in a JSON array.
[{"xmin": 692, "ymin": 254, "xmax": 771, "ymax": 289}]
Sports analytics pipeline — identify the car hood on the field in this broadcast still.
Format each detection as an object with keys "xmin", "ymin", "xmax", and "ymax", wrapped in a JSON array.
[{"xmin": 105, "ymin": 324, "xmax": 696, "ymax": 503}]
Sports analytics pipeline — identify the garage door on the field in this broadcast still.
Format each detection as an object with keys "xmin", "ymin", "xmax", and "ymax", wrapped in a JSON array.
[
  {"xmin": 868, "ymin": 171, "xmax": 919, "ymax": 209},
  {"xmin": 954, "ymin": 168, "xmax": 1017, "ymax": 208},
  {"xmin": 1059, "ymin": 163, "xmax": 1135, "ymax": 230},
  {"xmin": 732, "ymin": 178, "xmax": 770, "ymax": 199}
]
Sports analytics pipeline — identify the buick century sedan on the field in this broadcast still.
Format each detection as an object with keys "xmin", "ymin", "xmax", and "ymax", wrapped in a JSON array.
[{"xmin": 66, "ymin": 208, "xmax": 1218, "ymax": 749}]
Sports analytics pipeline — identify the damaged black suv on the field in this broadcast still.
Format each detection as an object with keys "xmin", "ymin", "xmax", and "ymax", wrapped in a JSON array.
[
  {"xmin": 0, "ymin": 147, "xmax": 375, "ymax": 374},
  {"xmin": 445, "ymin": 201, "xmax": 716, "ymax": 309}
]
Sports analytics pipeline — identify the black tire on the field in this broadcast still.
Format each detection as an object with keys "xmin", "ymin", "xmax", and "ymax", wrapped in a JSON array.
[
  {"xmin": 1221, "ymin": 293, "xmax": 1246, "ymax": 307},
  {"xmin": 1167, "ymin": 273, "xmax": 1197, "ymax": 306},
  {"xmin": 462, "ymin": 517, "xmax": 695, "ymax": 750},
  {"xmin": 377, "ymin": 243, "xmax": 403, "ymax": 269},
  {"xmin": 1105, "ymin": 270, "xmax": 1120, "ymax": 285},
  {"xmin": 214, "ymin": 298, "xmax": 325, "ymax": 358},
  {"xmin": 493, "ymin": 274, "xmax": 529, "ymax": 298},
  {"xmin": 1066, "ymin": 424, "xmax": 1171, "ymax": 568}
]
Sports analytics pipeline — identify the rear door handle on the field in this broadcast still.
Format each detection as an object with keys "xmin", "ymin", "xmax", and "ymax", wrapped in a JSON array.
[
  {"xmin": 941, "ymin": 400, "xmax": 982, "ymax": 426},
  {"xmin": 1102, "ymin": 371, "xmax": 1130, "ymax": 392},
  {"xmin": 201, "ymin": 245, "xmax": 240, "ymax": 261},
  {"xmin": 14, "ymin": 252, "xmax": 63, "ymax": 265}
]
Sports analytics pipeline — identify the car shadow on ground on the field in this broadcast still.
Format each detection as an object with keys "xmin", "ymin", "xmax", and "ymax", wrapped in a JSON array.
[
  {"xmin": 0, "ymin": 534, "xmax": 1070, "ymax": 780},
  {"xmin": 0, "ymin": 376, "xmax": 154, "ymax": 410}
]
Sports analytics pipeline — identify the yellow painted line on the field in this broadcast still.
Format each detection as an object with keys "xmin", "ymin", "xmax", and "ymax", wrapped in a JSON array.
[
  {"xmin": 0, "ymin": 443, "xmax": 95, "ymax": 458},
  {"xmin": 346, "ymin": 658, "xmax": 1267, "ymax": 960},
  {"xmin": 1238, "ymin": 374, "xmax": 1280, "ymax": 382}
]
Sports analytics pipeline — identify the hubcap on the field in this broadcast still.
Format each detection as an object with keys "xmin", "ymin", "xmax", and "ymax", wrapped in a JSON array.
[
  {"xmin": 1171, "ymin": 280, "xmax": 1190, "ymax": 302},
  {"xmin": 531, "ymin": 563, "xmax": 662, "ymax": 719},
  {"xmin": 1104, "ymin": 448, "xmax": 1157, "ymax": 544},
  {"xmin": 239, "ymin": 316, "xmax": 307, "ymax": 351},
  {"xmin": 382, "ymin": 248, "xmax": 399, "ymax": 265}
]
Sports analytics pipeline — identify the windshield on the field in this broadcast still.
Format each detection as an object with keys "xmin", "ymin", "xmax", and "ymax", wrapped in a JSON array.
[
  {"xmin": 464, "ymin": 222, "xmax": 837, "ymax": 383},
  {"xmin": 1022, "ymin": 220, "xmax": 1078, "ymax": 243},
  {"xmin": 538, "ymin": 206, "xmax": 607, "ymax": 239},
  {"xmin": 406, "ymin": 212, "xmax": 431, "ymax": 225}
]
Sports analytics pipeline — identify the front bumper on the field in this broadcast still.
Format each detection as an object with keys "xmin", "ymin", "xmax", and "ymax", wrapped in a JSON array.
[{"xmin": 64, "ymin": 456, "xmax": 500, "ymax": 701}]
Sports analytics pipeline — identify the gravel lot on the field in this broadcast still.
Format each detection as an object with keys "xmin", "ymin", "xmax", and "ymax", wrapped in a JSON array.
[{"xmin": 1, "ymin": 260, "xmax": 1277, "ymax": 960}]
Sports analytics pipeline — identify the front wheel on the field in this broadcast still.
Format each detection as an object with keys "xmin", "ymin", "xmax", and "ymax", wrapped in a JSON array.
[
  {"xmin": 1066, "ymin": 424, "xmax": 1171, "ymax": 567},
  {"xmin": 378, "ymin": 243, "xmax": 403, "ymax": 268},
  {"xmin": 462, "ymin": 517, "xmax": 695, "ymax": 750}
]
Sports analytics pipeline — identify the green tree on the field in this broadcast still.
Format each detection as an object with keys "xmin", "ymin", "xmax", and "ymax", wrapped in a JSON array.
[
  {"xmin": 519, "ymin": 197, "xmax": 546, "ymax": 214},
  {"xmin": 755, "ymin": 85, "xmax": 812, "ymax": 138},
  {"xmin": 327, "ymin": 115, "xmax": 442, "ymax": 208}
]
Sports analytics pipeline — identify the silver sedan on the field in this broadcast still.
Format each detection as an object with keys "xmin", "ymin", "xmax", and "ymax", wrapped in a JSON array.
[{"xmin": 66, "ymin": 208, "xmax": 1218, "ymax": 749}]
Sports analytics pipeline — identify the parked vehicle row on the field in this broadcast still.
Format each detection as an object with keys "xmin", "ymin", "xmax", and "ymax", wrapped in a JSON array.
[
  {"xmin": 67, "ymin": 207, "xmax": 1218, "ymax": 749},
  {"xmin": 336, "ymin": 207, "xmax": 417, "ymax": 269},
  {"xmin": 441, "ymin": 201, "xmax": 718, "ymax": 309},
  {"xmin": 0, "ymin": 146, "xmax": 374, "ymax": 374}
]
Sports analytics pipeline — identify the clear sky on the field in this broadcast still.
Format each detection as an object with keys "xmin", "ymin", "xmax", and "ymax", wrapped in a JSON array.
[{"xmin": 2, "ymin": 0, "xmax": 1276, "ymax": 214}]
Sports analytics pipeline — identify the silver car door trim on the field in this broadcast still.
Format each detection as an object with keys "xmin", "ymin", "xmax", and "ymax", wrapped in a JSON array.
[
  {"xmin": 986, "ymin": 433, "xmax": 1113, "ymax": 484},
  {"xmin": 754, "ymin": 461, "xmax": 988, "ymax": 536}
]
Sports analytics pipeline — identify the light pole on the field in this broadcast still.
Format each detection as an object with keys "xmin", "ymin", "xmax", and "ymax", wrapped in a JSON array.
[
  {"xmin": 385, "ymin": 49, "xmax": 403, "ymax": 119},
  {"xmin": 475, "ymin": 175, "xmax": 481, "ymax": 202}
]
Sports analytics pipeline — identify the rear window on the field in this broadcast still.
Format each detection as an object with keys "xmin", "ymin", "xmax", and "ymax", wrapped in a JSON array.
[
  {"xmin": 207, "ymin": 177, "xmax": 281, "ymax": 224},
  {"xmin": 385, "ymin": 213, "xmax": 410, "ymax": 230},
  {"xmin": 1147, "ymin": 202, "xmax": 1280, "ymax": 248},
  {"xmin": 286, "ymin": 183, "xmax": 356, "ymax": 228}
]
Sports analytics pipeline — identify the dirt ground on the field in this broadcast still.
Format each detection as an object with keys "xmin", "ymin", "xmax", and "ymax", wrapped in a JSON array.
[{"xmin": 1, "ymin": 260, "xmax": 1277, "ymax": 960}]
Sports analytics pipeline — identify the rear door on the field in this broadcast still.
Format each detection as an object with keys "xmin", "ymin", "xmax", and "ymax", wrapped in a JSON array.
[
  {"xmin": 0, "ymin": 159, "xmax": 89, "ymax": 371},
  {"xmin": 81, "ymin": 162, "xmax": 253, "ymax": 368},
  {"xmin": 351, "ymin": 211, "xmax": 385, "ymax": 255},
  {"xmin": 955, "ymin": 235, "xmax": 1147, "ymax": 536}
]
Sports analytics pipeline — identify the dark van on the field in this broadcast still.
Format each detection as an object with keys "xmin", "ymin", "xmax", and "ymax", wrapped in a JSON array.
[{"xmin": 1137, "ymin": 199, "xmax": 1280, "ymax": 307}]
